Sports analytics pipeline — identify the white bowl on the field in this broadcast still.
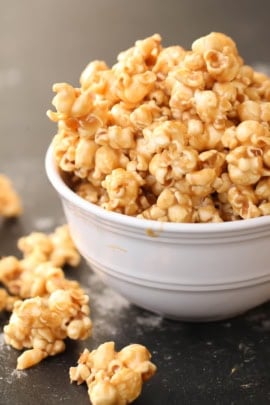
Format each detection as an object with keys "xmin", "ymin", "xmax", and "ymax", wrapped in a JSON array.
[{"xmin": 45, "ymin": 144, "xmax": 270, "ymax": 321}]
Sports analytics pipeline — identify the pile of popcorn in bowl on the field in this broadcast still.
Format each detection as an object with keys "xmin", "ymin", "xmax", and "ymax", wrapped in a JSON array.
[
  {"xmin": 46, "ymin": 32, "xmax": 270, "ymax": 320},
  {"xmin": 47, "ymin": 32, "xmax": 270, "ymax": 223}
]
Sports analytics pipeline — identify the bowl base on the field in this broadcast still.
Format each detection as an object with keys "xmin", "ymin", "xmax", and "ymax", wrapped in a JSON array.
[{"xmin": 87, "ymin": 261, "xmax": 270, "ymax": 323}]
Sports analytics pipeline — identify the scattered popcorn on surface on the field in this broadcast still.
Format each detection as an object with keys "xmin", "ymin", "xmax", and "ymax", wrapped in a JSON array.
[
  {"xmin": 0, "ymin": 258, "xmax": 80, "ymax": 299},
  {"xmin": 0, "ymin": 225, "xmax": 81, "ymax": 298},
  {"xmin": 48, "ymin": 32, "xmax": 270, "ymax": 222},
  {"xmin": 0, "ymin": 288, "xmax": 18, "ymax": 312},
  {"xmin": 0, "ymin": 174, "xmax": 22, "ymax": 217},
  {"xmin": 18, "ymin": 224, "xmax": 80, "ymax": 268},
  {"xmin": 4, "ymin": 287, "xmax": 92, "ymax": 369},
  {"xmin": 69, "ymin": 341, "xmax": 157, "ymax": 405},
  {"xmin": 0, "ymin": 224, "xmax": 91, "ymax": 369}
]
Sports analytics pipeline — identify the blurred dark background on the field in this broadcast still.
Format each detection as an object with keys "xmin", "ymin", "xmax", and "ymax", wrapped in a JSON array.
[{"xmin": 1, "ymin": 0, "xmax": 270, "ymax": 160}]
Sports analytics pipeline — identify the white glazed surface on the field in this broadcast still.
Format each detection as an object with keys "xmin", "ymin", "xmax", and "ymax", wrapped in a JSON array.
[{"xmin": 45, "ymin": 145, "xmax": 270, "ymax": 321}]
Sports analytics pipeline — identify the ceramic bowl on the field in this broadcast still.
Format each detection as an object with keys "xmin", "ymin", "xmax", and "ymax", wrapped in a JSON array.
[{"xmin": 45, "ymin": 144, "xmax": 270, "ymax": 321}]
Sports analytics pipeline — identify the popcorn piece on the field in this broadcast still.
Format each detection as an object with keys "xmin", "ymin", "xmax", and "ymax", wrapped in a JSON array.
[
  {"xmin": 0, "ymin": 174, "xmax": 22, "ymax": 217},
  {"xmin": 4, "ymin": 286, "xmax": 92, "ymax": 369},
  {"xmin": 227, "ymin": 185, "xmax": 261, "ymax": 219},
  {"xmin": 226, "ymin": 146, "xmax": 265, "ymax": 186},
  {"xmin": 139, "ymin": 188, "xmax": 193, "ymax": 222},
  {"xmin": 48, "ymin": 32, "xmax": 270, "ymax": 222},
  {"xmin": 0, "ymin": 225, "xmax": 80, "ymax": 302},
  {"xmin": 0, "ymin": 257, "xmax": 80, "ymax": 299},
  {"xmin": 0, "ymin": 223, "xmax": 91, "ymax": 370},
  {"xmin": 69, "ymin": 342, "xmax": 157, "ymax": 405},
  {"xmin": 0, "ymin": 288, "xmax": 18, "ymax": 312},
  {"xmin": 0, "ymin": 256, "xmax": 23, "ymax": 295},
  {"xmin": 102, "ymin": 168, "xmax": 144, "ymax": 215},
  {"xmin": 18, "ymin": 224, "xmax": 81, "ymax": 268}
]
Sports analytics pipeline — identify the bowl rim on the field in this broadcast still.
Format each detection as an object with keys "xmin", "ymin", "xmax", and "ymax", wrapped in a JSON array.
[{"xmin": 45, "ymin": 143, "xmax": 270, "ymax": 234}]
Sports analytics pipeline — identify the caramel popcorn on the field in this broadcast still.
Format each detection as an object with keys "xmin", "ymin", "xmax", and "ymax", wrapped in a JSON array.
[
  {"xmin": 0, "ymin": 174, "xmax": 22, "ymax": 217},
  {"xmin": 0, "ymin": 224, "xmax": 91, "ymax": 369},
  {"xmin": 69, "ymin": 341, "xmax": 157, "ymax": 405},
  {"xmin": 0, "ymin": 288, "xmax": 18, "ymax": 312},
  {"xmin": 18, "ymin": 224, "xmax": 81, "ymax": 268},
  {"xmin": 0, "ymin": 257, "xmax": 80, "ymax": 299},
  {"xmin": 0, "ymin": 225, "xmax": 80, "ymax": 297},
  {"xmin": 47, "ymin": 32, "xmax": 270, "ymax": 222},
  {"xmin": 4, "ymin": 286, "xmax": 92, "ymax": 369}
]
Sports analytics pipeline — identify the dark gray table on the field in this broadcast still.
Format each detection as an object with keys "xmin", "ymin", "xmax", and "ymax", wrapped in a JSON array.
[{"xmin": 1, "ymin": 1, "xmax": 270, "ymax": 404}]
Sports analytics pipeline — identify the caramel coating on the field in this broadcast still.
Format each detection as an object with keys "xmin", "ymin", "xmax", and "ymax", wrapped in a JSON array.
[
  {"xmin": 0, "ymin": 174, "xmax": 22, "ymax": 217},
  {"xmin": 4, "ymin": 287, "xmax": 91, "ymax": 369},
  {"xmin": 70, "ymin": 342, "xmax": 157, "ymax": 405},
  {"xmin": 0, "ymin": 225, "xmax": 92, "ymax": 369},
  {"xmin": 48, "ymin": 32, "xmax": 270, "ymax": 222}
]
